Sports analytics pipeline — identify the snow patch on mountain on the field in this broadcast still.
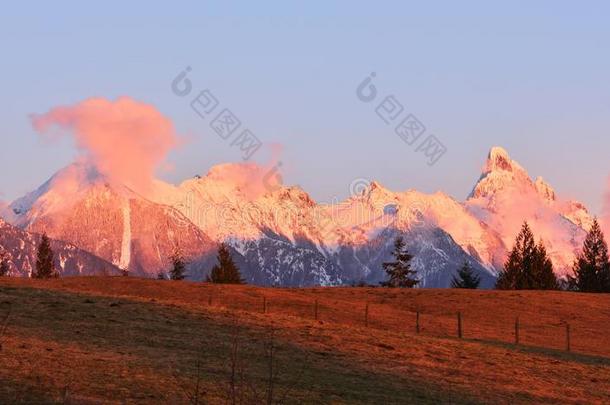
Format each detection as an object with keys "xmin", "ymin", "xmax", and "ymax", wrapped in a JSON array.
[{"xmin": 118, "ymin": 201, "xmax": 131, "ymax": 270}]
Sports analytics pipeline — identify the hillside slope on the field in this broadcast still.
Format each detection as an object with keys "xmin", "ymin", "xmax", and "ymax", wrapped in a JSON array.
[{"xmin": 0, "ymin": 277, "xmax": 608, "ymax": 404}]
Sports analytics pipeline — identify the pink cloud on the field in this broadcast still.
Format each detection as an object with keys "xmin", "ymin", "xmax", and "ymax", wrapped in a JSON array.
[
  {"xmin": 31, "ymin": 97, "xmax": 178, "ymax": 194},
  {"xmin": 195, "ymin": 142, "xmax": 285, "ymax": 200}
]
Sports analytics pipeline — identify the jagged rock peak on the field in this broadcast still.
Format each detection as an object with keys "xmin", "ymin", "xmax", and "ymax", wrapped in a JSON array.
[
  {"xmin": 469, "ymin": 146, "xmax": 532, "ymax": 199},
  {"xmin": 534, "ymin": 176, "xmax": 556, "ymax": 202},
  {"xmin": 484, "ymin": 146, "xmax": 525, "ymax": 174}
]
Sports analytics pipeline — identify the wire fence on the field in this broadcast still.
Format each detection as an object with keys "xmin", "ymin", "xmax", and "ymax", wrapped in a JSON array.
[{"xmin": 199, "ymin": 289, "xmax": 610, "ymax": 359}]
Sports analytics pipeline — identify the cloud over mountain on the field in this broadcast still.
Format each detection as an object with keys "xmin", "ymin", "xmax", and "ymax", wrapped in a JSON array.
[{"xmin": 31, "ymin": 97, "xmax": 178, "ymax": 194}]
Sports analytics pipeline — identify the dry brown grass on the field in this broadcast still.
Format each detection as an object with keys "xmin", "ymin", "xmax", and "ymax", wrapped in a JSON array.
[{"xmin": 0, "ymin": 277, "xmax": 609, "ymax": 404}]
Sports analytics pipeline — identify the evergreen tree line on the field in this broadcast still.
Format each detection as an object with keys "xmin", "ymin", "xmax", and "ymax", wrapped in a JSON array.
[
  {"xmin": 380, "ymin": 236, "xmax": 481, "ymax": 289},
  {"xmin": 6, "ymin": 218, "xmax": 610, "ymax": 293},
  {"xmin": 5, "ymin": 231, "xmax": 245, "ymax": 284},
  {"xmin": 495, "ymin": 219, "xmax": 610, "ymax": 292},
  {"xmin": 157, "ymin": 243, "xmax": 244, "ymax": 284},
  {"xmin": 495, "ymin": 222, "xmax": 557, "ymax": 290},
  {"xmin": 379, "ymin": 218, "xmax": 610, "ymax": 292}
]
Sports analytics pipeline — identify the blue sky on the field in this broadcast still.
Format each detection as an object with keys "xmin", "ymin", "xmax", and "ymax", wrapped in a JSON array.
[{"xmin": 1, "ymin": 1, "xmax": 608, "ymax": 212}]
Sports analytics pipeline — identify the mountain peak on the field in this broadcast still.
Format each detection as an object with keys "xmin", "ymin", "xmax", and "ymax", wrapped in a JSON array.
[
  {"xmin": 485, "ymin": 146, "xmax": 521, "ymax": 174},
  {"xmin": 489, "ymin": 146, "xmax": 509, "ymax": 159},
  {"xmin": 360, "ymin": 181, "xmax": 400, "ymax": 207},
  {"xmin": 369, "ymin": 180, "xmax": 384, "ymax": 191},
  {"xmin": 469, "ymin": 147, "xmax": 532, "ymax": 200},
  {"xmin": 10, "ymin": 163, "xmax": 103, "ymax": 217}
]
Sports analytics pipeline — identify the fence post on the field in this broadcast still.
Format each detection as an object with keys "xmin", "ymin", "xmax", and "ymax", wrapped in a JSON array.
[
  {"xmin": 457, "ymin": 312, "xmax": 463, "ymax": 339},
  {"xmin": 263, "ymin": 297, "xmax": 267, "ymax": 314},
  {"xmin": 416, "ymin": 311, "xmax": 420, "ymax": 334},
  {"xmin": 515, "ymin": 317, "xmax": 520, "ymax": 345},
  {"xmin": 314, "ymin": 300, "xmax": 319, "ymax": 320},
  {"xmin": 365, "ymin": 303, "xmax": 369, "ymax": 327},
  {"xmin": 566, "ymin": 323, "xmax": 571, "ymax": 352}
]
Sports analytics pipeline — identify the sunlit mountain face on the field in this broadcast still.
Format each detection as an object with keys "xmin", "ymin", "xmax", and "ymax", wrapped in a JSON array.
[
  {"xmin": 0, "ymin": 217, "xmax": 121, "ymax": 277},
  {"xmin": 2, "ymin": 145, "xmax": 592, "ymax": 287}
]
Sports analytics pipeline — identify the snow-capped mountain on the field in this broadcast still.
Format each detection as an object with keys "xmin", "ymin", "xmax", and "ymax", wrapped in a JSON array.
[
  {"xmin": 149, "ymin": 163, "xmax": 348, "ymax": 285},
  {"xmin": 466, "ymin": 147, "xmax": 591, "ymax": 276},
  {"xmin": 151, "ymin": 164, "xmax": 502, "ymax": 287},
  {"xmin": 3, "ymin": 147, "xmax": 593, "ymax": 286},
  {"xmin": 9, "ymin": 163, "xmax": 217, "ymax": 277},
  {"xmin": 0, "ymin": 218, "xmax": 121, "ymax": 276}
]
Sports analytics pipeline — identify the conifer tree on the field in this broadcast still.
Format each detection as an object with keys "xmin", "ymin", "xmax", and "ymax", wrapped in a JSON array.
[
  {"xmin": 569, "ymin": 218, "xmax": 610, "ymax": 292},
  {"xmin": 207, "ymin": 243, "xmax": 244, "ymax": 284},
  {"xmin": 496, "ymin": 222, "xmax": 557, "ymax": 290},
  {"xmin": 532, "ymin": 241, "xmax": 558, "ymax": 290},
  {"xmin": 169, "ymin": 247, "xmax": 187, "ymax": 281},
  {"xmin": 381, "ymin": 237, "xmax": 419, "ymax": 288},
  {"xmin": 451, "ymin": 262, "xmax": 480, "ymax": 289},
  {"xmin": 497, "ymin": 222, "xmax": 536, "ymax": 289},
  {"xmin": 495, "ymin": 242, "xmax": 522, "ymax": 290},
  {"xmin": 34, "ymin": 233, "xmax": 57, "ymax": 279},
  {"xmin": 0, "ymin": 252, "xmax": 9, "ymax": 277}
]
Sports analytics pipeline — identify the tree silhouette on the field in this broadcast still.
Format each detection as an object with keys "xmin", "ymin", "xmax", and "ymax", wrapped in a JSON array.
[
  {"xmin": 381, "ymin": 237, "xmax": 419, "ymax": 288},
  {"xmin": 531, "ymin": 241, "xmax": 558, "ymax": 290},
  {"xmin": 169, "ymin": 246, "xmax": 187, "ymax": 281},
  {"xmin": 569, "ymin": 218, "xmax": 610, "ymax": 292},
  {"xmin": 496, "ymin": 222, "xmax": 557, "ymax": 290},
  {"xmin": 0, "ymin": 251, "xmax": 9, "ymax": 277},
  {"xmin": 451, "ymin": 262, "xmax": 480, "ymax": 289},
  {"xmin": 34, "ymin": 233, "xmax": 57, "ymax": 279},
  {"xmin": 207, "ymin": 244, "xmax": 244, "ymax": 284}
]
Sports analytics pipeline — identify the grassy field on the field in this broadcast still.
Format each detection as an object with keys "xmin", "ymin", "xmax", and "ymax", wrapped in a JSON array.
[{"xmin": 0, "ymin": 277, "xmax": 609, "ymax": 404}]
